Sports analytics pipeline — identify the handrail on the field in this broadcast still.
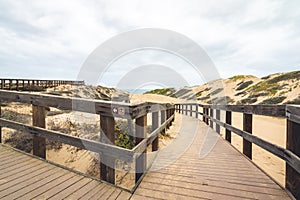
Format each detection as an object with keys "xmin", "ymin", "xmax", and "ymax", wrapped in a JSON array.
[
  {"xmin": 0, "ymin": 90, "xmax": 175, "ymax": 192},
  {"xmin": 175, "ymin": 103, "xmax": 300, "ymax": 199},
  {"xmin": 0, "ymin": 78, "xmax": 84, "ymax": 90}
]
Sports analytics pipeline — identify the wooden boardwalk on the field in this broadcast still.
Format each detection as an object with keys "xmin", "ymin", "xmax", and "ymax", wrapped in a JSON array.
[
  {"xmin": 0, "ymin": 145, "xmax": 131, "ymax": 200},
  {"xmin": 131, "ymin": 115, "xmax": 291, "ymax": 200},
  {"xmin": 0, "ymin": 114, "xmax": 292, "ymax": 200}
]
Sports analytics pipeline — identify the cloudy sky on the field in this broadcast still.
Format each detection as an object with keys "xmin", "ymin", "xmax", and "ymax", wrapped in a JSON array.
[{"xmin": 1, "ymin": 0, "xmax": 300, "ymax": 88}]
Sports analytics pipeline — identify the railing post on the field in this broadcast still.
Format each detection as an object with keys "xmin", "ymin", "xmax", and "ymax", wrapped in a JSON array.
[
  {"xmin": 1, "ymin": 79, "xmax": 4, "ymax": 89},
  {"xmin": 209, "ymin": 108, "xmax": 213, "ymax": 128},
  {"xmin": 189, "ymin": 105, "xmax": 192, "ymax": 117},
  {"xmin": 22, "ymin": 80, "xmax": 25, "ymax": 89},
  {"xmin": 9, "ymin": 80, "xmax": 12, "ymax": 90},
  {"xmin": 196, "ymin": 104, "xmax": 199, "ymax": 119},
  {"xmin": 0, "ymin": 101, "xmax": 2, "ymax": 143},
  {"xmin": 16, "ymin": 80, "xmax": 19, "ymax": 90},
  {"xmin": 243, "ymin": 113, "xmax": 252, "ymax": 159},
  {"xmin": 202, "ymin": 107, "xmax": 206, "ymax": 122},
  {"xmin": 32, "ymin": 105, "xmax": 46, "ymax": 159},
  {"xmin": 152, "ymin": 111, "xmax": 159, "ymax": 151},
  {"xmin": 185, "ymin": 105, "xmax": 188, "ymax": 115},
  {"xmin": 206, "ymin": 108, "xmax": 209, "ymax": 125},
  {"xmin": 216, "ymin": 109, "xmax": 220, "ymax": 134},
  {"xmin": 167, "ymin": 108, "xmax": 170, "ymax": 129},
  {"xmin": 161, "ymin": 110, "xmax": 166, "ymax": 135},
  {"xmin": 225, "ymin": 111, "xmax": 232, "ymax": 143},
  {"xmin": 286, "ymin": 111, "xmax": 300, "ymax": 199},
  {"xmin": 100, "ymin": 115, "xmax": 115, "ymax": 184},
  {"xmin": 135, "ymin": 114, "xmax": 147, "ymax": 183}
]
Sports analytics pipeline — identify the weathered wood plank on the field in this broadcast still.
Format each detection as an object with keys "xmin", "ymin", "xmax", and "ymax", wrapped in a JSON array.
[
  {"xmin": 151, "ymin": 111, "xmax": 159, "ymax": 151},
  {"xmin": 225, "ymin": 111, "xmax": 232, "ymax": 143},
  {"xmin": 32, "ymin": 105, "xmax": 46, "ymax": 159},
  {"xmin": 100, "ymin": 115, "xmax": 115, "ymax": 184},
  {"xmin": 135, "ymin": 114, "xmax": 147, "ymax": 183},
  {"xmin": 243, "ymin": 113, "xmax": 252, "ymax": 159},
  {"xmin": 286, "ymin": 117, "xmax": 300, "ymax": 199}
]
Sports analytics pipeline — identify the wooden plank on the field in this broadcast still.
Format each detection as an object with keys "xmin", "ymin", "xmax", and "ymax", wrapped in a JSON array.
[
  {"xmin": 209, "ymin": 105, "xmax": 287, "ymax": 117},
  {"xmin": 0, "ymin": 118, "xmax": 134, "ymax": 162},
  {"xmin": 116, "ymin": 190, "xmax": 132, "ymax": 200},
  {"xmin": 135, "ymin": 114, "xmax": 147, "ymax": 183},
  {"xmin": 47, "ymin": 177, "xmax": 92, "ymax": 200},
  {"xmin": 0, "ymin": 167, "xmax": 60, "ymax": 199},
  {"xmin": 225, "ymin": 111, "xmax": 231, "ymax": 143},
  {"xmin": 0, "ymin": 101, "xmax": 2, "ymax": 143},
  {"xmin": 32, "ymin": 105, "xmax": 46, "ymax": 158},
  {"xmin": 216, "ymin": 109, "xmax": 220, "ymax": 134},
  {"xmin": 243, "ymin": 113, "xmax": 252, "ymax": 159},
  {"xmin": 209, "ymin": 108, "xmax": 213, "ymax": 128},
  {"xmin": 63, "ymin": 180, "xmax": 101, "ymax": 199},
  {"xmin": 78, "ymin": 182, "xmax": 107, "ymax": 199},
  {"xmin": 286, "ymin": 118, "xmax": 300, "ymax": 200},
  {"xmin": 151, "ymin": 111, "xmax": 159, "ymax": 151},
  {"xmin": 31, "ymin": 174, "xmax": 80, "ymax": 200},
  {"xmin": 107, "ymin": 188, "xmax": 122, "ymax": 199},
  {"xmin": 100, "ymin": 115, "xmax": 115, "ymax": 184},
  {"xmin": 0, "ymin": 163, "xmax": 51, "ymax": 192}
]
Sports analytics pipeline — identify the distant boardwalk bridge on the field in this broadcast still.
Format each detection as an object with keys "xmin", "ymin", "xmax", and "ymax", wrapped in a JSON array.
[
  {"xmin": 0, "ymin": 82, "xmax": 299, "ymax": 199},
  {"xmin": 0, "ymin": 78, "xmax": 84, "ymax": 91}
]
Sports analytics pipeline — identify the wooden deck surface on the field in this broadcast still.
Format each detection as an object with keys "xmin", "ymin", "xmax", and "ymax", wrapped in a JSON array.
[
  {"xmin": 0, "ymin": 145, "xmax": 131, "ymax": 200},
  {"xmin": 131, "ymin": 115, "xmax": 291, "ymax": 200},
  {"xmin": 0, "ymin": 114, "xmax": 292, "ymax": 199}
]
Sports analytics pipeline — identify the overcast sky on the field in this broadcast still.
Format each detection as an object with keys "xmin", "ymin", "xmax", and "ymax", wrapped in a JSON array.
[{"xmin": 1, "ymin": 0, "xmax": 300, "ymax": 88}]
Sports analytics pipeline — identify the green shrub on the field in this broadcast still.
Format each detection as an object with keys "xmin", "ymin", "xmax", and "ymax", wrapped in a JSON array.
[
  {"xmin": 236, "ymin": 81, "xmax": 253, "ymax": 91},
  {"xmin": 285, "ymin": 97, "xmax": 300, "ymax": 104},
  {"xmin": 260, "ymin": 96, "xmax": 287, "ymax": 104},
  {"xmin": 115, "ymin": 120, "xmax": 135, "ymax": 149},
  {"xmin": 266, "ymin": 71, "xmax": 300, "ymax": 84},
  {"xmin": 145, "ymin": 88, "xmax": 174, "ymax": 96},
  {"xmin": 210, "ymin": 88, "xmax": 223, "ymax": 96},
  {"xmin": 237, "ymin": 98, "xmax": 257, "ymax": 105},
  {"xmin": 2, "ymin": 110, "xmax": 31, "ymax": 124},
  {"xmin": 229, "ymin": 75, "xmax": 246, "ymax": 81}
]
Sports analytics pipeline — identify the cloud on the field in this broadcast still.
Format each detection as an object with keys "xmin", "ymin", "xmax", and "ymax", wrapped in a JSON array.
[{"xmin": 0, "ymin": 0, "xmax": 299, "ymax": 86}]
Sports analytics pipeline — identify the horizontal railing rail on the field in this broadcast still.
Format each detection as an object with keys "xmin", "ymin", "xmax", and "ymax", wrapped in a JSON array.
[
  {"xmin": 0, "ymin": 90, "xmax": 175, "ymax": 192},
  {"xmin": 0, "ymin": 78, "xmax": 84, "ymax": 90},
  {"xmin": 175, "ymin": 103, "xmax": 300, "ymax": 199}
]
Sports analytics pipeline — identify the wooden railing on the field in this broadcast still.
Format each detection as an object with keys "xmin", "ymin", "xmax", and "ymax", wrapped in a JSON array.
[
  {"xmin": 175, "ymin": 103, "xmax": 300, "ymax": 199},
  {"xmin": 0, "ymin": 78, "xmax": 84, "ymax": 90},
  {"xmin": 0, "ymin": 90, "xmax": 175, "ymax": 192}
]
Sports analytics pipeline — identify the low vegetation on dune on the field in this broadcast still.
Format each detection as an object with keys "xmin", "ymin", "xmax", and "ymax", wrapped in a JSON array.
[{"xmin": 141, "ymin": 71, "xmax": 300, "ymax": 105}]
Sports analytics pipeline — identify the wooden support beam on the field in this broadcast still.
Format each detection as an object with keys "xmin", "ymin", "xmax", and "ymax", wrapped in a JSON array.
[
  {"xmin": 243, "ymin": 113, "xmax": 252, "ymax": 159},
  {"xmin": 216, "ymin": 109, "xmax": 220, "ymax": 134},
  {"xmin": 9, "ymin": 80, "xmax": 12, "ymax": 90},
  {"xmin": 16, "ymin": 80, "xmax": 19, "ymax": 90},
  {"xmin": 0, "ymin": 101, "xmax": 2, "ymax": 143},
  {"xmin": 210, "ymin": 108, "xmax": 214, "ymax": 128},
  {"xmin": 135, "ymin": 114, "xmax": 147, "ymax": 183},
  {"xmin": 162, "ymin": 110, "xmax": 166, "ymax": 135},
  {"xmin": 225, "ymin": 111, "xmax": 232, "ymax": 143},
  {"xmin": 190, "ymin": 105, "xmax": 193, "ymax": 117},
  {"xmin": 196, "ymin": 104, "xmax": 199, "ymax": 119},
  {"xmin": 100, "ymin": 115, "xmax": 115, "ymax": 184},
  {"xmin": 152, "ymin": 111, "xmax": 159, "ymax": 151},
  {"xmin": 185, "ymin": 105, "xmax": 188, "ymax": 115},
  {"xmin": 32, "ymin": 105, "xmax": 46, "ymax": 159},
  {"xmin": 286, "ymin": 118, "xmax": 300, "ymax": 199}
]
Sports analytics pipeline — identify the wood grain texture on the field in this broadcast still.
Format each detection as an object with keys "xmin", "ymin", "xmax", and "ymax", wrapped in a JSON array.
[
  {"xmin": 131, "ymin": 115, "xmax": 291, "ymax": 200},
  {"xmin": 0, "ymin": 145, "xmax": 131, "ymax": 200}
]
